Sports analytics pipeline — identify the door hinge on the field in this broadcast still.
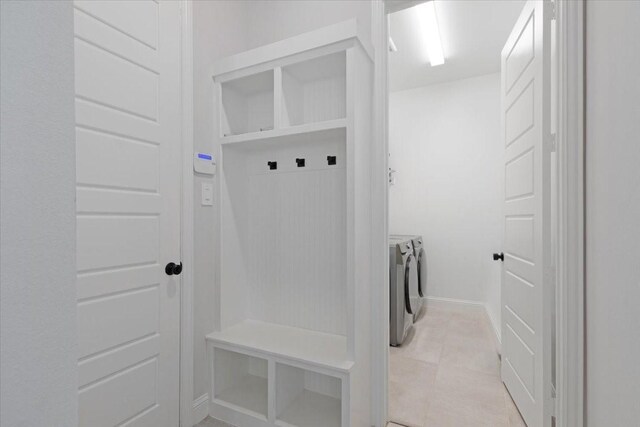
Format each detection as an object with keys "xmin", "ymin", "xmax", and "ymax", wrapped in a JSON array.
[
  {"xmin": 547, "ymin": 1, "xmax": 557, "ymax": 21},
  {"xmin": 550, "ymin": 133, "xmax": 557, "ymax": 153}
]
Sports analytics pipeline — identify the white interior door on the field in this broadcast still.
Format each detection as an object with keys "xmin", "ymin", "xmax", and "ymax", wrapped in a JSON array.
[
  {"xmin": 500, "ymin": 1, "xmax": 552, "ymax": 426},
  {"xmin": 74, "ymin": 1, "xmax": 181, "ymax": 425}
]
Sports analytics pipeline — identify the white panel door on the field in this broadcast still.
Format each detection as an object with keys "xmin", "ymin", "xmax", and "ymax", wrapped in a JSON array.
[
  {"xmin": 500, "ymin": 1, "xmax": 552, "ymax": 426},
  {"xmin": 74, "ymin": 1, "xmax": 181, "ymax": 426}
]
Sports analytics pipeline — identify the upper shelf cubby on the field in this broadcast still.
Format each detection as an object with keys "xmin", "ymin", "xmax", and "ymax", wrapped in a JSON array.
[
  {"xmin": 213, "ymin": 19, "xmax": 373, "ymax": 145},
  {"xmin": 221, "ymin": 70, "xmax": 274, "ymax": 137},
  {"xmin": 281, "ymin": 51, "xmax": 346, "ymax": 127}
]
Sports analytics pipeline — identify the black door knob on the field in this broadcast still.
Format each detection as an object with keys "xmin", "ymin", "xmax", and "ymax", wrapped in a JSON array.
[
  {"xmin": 165, "ymin": 262, "xmax": 183, "ymax": 275},
  {"xmin": 493, "ymin": 252, "xmax": 504, "ymax": 262}
]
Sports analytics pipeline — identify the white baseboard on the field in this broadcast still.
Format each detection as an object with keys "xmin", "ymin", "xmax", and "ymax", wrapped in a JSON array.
[
  {"xmin": 426, "ymin": 296, "xmax": 484, "ymax": 307},
  {"xmin": 484, "ymin": 304, "xmax": 502, "ymax": 354},
  {"xmin": 192, "ymin": 393, "xmax": 209, "ymax": 425}
]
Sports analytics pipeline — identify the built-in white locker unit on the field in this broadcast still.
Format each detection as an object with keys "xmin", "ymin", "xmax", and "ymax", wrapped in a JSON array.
[{"xmin": 206, "ymin": 20, "xmax": 373, "ymax": 427}]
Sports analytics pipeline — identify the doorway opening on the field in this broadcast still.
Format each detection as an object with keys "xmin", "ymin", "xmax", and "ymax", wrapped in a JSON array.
[{"xmin": 385, "ymin": 1, "xmax": 556, "ymax": 426}]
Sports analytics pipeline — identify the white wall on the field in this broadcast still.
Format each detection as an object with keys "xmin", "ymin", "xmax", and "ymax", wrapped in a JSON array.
[
  {"xmin": 389, "ymin": 73, "xmax": 503, "ymax": 335},
  {"xmin": 192, "ymin": 0, "xmax": 248, "ymax": 401},
  {"xmin": 243, "ymin": 0, "xmax": 371, "ymax": 51},
  {"xmin": 585, "ymin": 1, "xmax": 640, "ymax": 425},
  {"xmin": 0, "ymin": 1, "xmax": 77, "ymax": 426}
]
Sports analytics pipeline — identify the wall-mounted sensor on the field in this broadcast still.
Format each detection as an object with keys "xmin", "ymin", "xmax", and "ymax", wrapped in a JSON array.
[
  {"xmin": 267, "ymin": 161, "xmax": 277, "ymax": 170},
  {"xmin": 296, "ymin": 158, "xmax": 305, "ymax": 167},
  {"xmin": 327, "ymin": 156, "xmax": 336, "ymax": 166},
  {"xmin": 194, "ymin": 152, "xmax": 216, "ymax": 175}
]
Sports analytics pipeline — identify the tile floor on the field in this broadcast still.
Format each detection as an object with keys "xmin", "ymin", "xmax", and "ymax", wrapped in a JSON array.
[
  {"xmin": 196, "ymin": 417, "xmax": 234, "ymax": 427},
  {"xmin": 198, "ymin": 302, "xmax": 525, "ymax": 427},
  {"xmin": 389, "ymin": 302, "xmax": 526, "ymax": 427}
]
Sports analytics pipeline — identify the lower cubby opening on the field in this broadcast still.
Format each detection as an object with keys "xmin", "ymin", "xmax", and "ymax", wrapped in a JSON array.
[
  {"xmin": 276, "ymin": 364, "xmax": 342, "ymax": 427},
  {"xmin": 214, "ymin": 348, "xmax": 268, "ymax": 418}
]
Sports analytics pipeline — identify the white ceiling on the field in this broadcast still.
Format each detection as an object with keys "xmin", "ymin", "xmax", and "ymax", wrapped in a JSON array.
[{"xmin": 389, "ymin": 0, "xmax": 525, "ymax": 92}]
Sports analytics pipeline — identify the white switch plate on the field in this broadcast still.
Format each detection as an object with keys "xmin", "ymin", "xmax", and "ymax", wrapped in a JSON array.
[{"xmin": 201, "ymin": 183, "xmax": 213, "ymax": 206}]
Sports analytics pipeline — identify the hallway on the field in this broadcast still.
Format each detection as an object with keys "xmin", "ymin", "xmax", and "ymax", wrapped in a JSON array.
[{"xmin": 388, "ymin": 302, "xmax": 526, "ymax": 427}]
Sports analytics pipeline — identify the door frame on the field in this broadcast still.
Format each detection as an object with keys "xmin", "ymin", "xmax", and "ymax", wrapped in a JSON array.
[
  {"xmin": 179, "ymin": 1, "xmax": 195, "ymax": 426},
  {"xmin": 554, "ymin": 1, "xmax": 584, "ymax": 426},
  {"xmin": 370, "ymin": 2, "xmax": 390, "ymax": 426},
  {"xmin": 370, "ymin": 1, "xmax": 585, "ymax": 426}
]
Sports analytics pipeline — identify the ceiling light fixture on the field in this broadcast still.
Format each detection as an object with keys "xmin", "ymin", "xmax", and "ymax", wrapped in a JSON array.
[{"xmin": 415, "ymin": 1, "xmax": 445, "ymax": 66}]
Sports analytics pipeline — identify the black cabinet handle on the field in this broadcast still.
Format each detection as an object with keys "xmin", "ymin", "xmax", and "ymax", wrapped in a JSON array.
[
  {"xmin": 165, "ymin": 262, "xmax": 183, "ymax": 275},
  {"xmin": 493, "ymin": 252, "xmax": 504, "ymax": 262}
]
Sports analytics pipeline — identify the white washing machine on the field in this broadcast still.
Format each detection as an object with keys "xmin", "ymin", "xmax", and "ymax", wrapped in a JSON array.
[
  {"xmin": 389, "ymin": 237, "xmax": 419, "ymax": 346},
  {"xmin": 391, "ymin": 234, "xmax": 426, "ymax": 320}
]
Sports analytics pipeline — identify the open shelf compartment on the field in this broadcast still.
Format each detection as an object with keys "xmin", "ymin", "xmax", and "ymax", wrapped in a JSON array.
[
  {"xmin": 213, "ymin": 347, "xmax": 269, "ymax": 419},
  {"xmin": 221, "ymin": 70, "xmax": 274, "ymax": 137},
  {"xmin": 281, "ymin": 51, "xmax": 346, "ymax": 127},
  {"xmin": 276, "ymin": 364, "xmax": 342, "ymax": 427}
]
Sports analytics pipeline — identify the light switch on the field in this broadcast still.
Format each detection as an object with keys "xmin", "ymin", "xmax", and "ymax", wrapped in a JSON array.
[{"xmin": 201, "ymin": 183, "xmax": 213, "ymax": 206}]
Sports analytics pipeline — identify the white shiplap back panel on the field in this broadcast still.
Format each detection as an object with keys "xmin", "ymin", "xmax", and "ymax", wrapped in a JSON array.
[
  {"xmin": 220, "ymin": 70, "xmax": 274, "ymax": 136},
  {"xmin": 276, "ymin": 364, "xmax": 305, "ymax": 416},
  {"xmin": 281, "ymin": 51, "xmax": 346, "ymax": 127},
  {"xmin": 304, "ymin": 371, "xmax": 341, "ymax": 399},
  {"xmin": 247, "ymin": 90, "xmax": 274, "ymax": 134},
  {"xmin": 248, "ymin": 166, "xmax": 346, "ymax": 335},
  {"xmin": 281, "ymin": 71, "xmax": 304, "ymax": 126},
  {"xmin": 220, "ymin": 148, "xmax": 251, "ymax": 329},
  {"xmin": 302, "ymin": 76, "xmax": 346, "ymax": 124}
]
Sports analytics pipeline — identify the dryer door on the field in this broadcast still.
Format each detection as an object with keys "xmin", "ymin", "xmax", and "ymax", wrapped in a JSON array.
[
  {"xmin": 417, "ymin": 248, "xmax": 426, "ymax": 297},
  {"xmin": 404, "ymin": 253, "xmax": 420, "ymax": 314}
]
